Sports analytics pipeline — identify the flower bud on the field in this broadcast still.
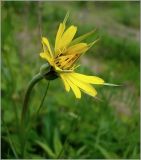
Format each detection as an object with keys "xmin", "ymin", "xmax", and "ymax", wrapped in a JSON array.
[{"xmin": 40, "ymin": 63, "xmax": 58, "ymax": 80}]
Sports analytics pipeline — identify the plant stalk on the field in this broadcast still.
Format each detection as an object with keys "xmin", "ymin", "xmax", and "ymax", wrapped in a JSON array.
[
  {"xmin": 21, "ymin": 73, "xmax": 43, "ymax": 124},
  {"xmin": 20, "ymin": 73, "xmax": 44, "ymax": 158}
]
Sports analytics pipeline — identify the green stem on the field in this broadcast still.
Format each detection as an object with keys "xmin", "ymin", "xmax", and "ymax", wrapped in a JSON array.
[
  {"xmin": 28, "ymin": 81, "xmax": 50, "ymax": 131},
  {"xmin": 21, "ymin": 73, "xmax": 43, "ymax": 124},
  {"xmin": 20, "ymin": 73, "xmax": 43, "ymax": 158},
  {"xmin": 21, "ymin": 62, "xmax": 51, "ymax": 124},
  {"xmin": 20, "ymin": 63, "xmax": 52, "ymax": 158}
]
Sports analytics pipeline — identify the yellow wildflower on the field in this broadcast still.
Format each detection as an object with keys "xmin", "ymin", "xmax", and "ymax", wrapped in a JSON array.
[{"xmin": 40, "ymin": 13, "xmax": 105, "ymax": 99}]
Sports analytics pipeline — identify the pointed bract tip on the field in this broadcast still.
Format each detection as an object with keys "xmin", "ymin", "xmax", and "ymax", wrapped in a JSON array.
[
  {"xmin": 63, "ymin": 11, "xmax": 70, "ymax": 24},
  {"xmin": 104, "ymin": 83, "xmax": 122, "ymax": 87}
]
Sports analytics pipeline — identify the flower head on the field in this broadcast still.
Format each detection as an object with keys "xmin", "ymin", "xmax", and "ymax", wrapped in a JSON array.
[{"xmin": 40, "ymin": 13, "xmax": 105, "ymax": 99}]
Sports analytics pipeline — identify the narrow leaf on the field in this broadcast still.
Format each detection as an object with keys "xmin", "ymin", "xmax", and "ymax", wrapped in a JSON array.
[
  {"xmin": 35, "ymin": 140, "xmax": 56, "ymax": 158},
  {"xmin": 53, "ymin": 129, "xmax": 63, "ymax": 155},
  {"xmin": 95, "ymin": 144, "xmax": 119, "ymax": 159}
]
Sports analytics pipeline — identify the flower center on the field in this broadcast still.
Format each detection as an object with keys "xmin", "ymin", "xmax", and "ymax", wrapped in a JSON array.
[{"xmin": 54, "ymin": 53, "xmax": 80, "ymax": 70}]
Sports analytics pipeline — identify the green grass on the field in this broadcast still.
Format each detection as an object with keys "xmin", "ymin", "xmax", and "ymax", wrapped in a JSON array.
[{"xmin": 2, "ymin": 1, "xmax": 140, "ymax": 159}]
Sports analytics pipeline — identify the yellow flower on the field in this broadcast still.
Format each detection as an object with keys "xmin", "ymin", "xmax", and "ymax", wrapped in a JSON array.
[{"xmin": 40, "ymin": 13, "xmax": 105, "ymax": 99}]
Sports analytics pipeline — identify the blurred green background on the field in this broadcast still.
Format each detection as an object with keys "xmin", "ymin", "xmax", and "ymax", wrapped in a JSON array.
[{"xmin": 1, "ymin": 1, "xmax": 140, "ymax": 159}]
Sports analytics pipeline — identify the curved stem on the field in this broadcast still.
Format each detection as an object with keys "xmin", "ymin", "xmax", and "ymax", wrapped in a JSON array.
[
  {"xmin": 20, "ymin": 73, "xmax": 43, "ymax": 158},
  {"xmin": 21, "ymin": 73, "xmax": 43, "ymax": 124},
  {"xmin": 20, "ymin": 62, "xmax": 52, "ymax": 158}
]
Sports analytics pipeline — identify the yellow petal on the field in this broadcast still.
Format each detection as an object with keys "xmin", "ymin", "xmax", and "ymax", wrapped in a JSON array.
[
  {"xmin": 40, "ymin": 52, "xmax": 50, "ymax": 61},
  {"xmin": 63, "ymin": 73, "xmax": 97, "ymax": 97},
  {"xmin": 60, "ymin": 73, "xmax": 70, "ymax": 92},
  {"xmin": 65, "ymin": 78, "xmax": 81, "ymax": 98},
  {"xmin": 66, "ymin": 43, "xmax": 88, "ymax": 55},
  {"xmin": 40, "ymin": 52, "xmax": 53, "ymax": 66},
  {"xmin": 55, "ymin": 23, "xmax": 65, "ymax": 52},
  {"xmin": 57, "ymin": 25, "xmax": 77, "ymax": 52},
  {"xmin": 42, "ymin": 37, "xmax": 53, "ymax": 58},
  {"xmin": 71, "ymin": 73, "xmax": 104, "ymax": 84},
  {"xmin": 70, "ymin": 77, "xmax": 97, "ymax": 97}
]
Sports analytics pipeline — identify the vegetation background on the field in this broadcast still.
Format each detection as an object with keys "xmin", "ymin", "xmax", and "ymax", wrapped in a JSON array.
[{"xmin": 1, "ymin": 1, "xmax": 140, "ymax": 159}]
